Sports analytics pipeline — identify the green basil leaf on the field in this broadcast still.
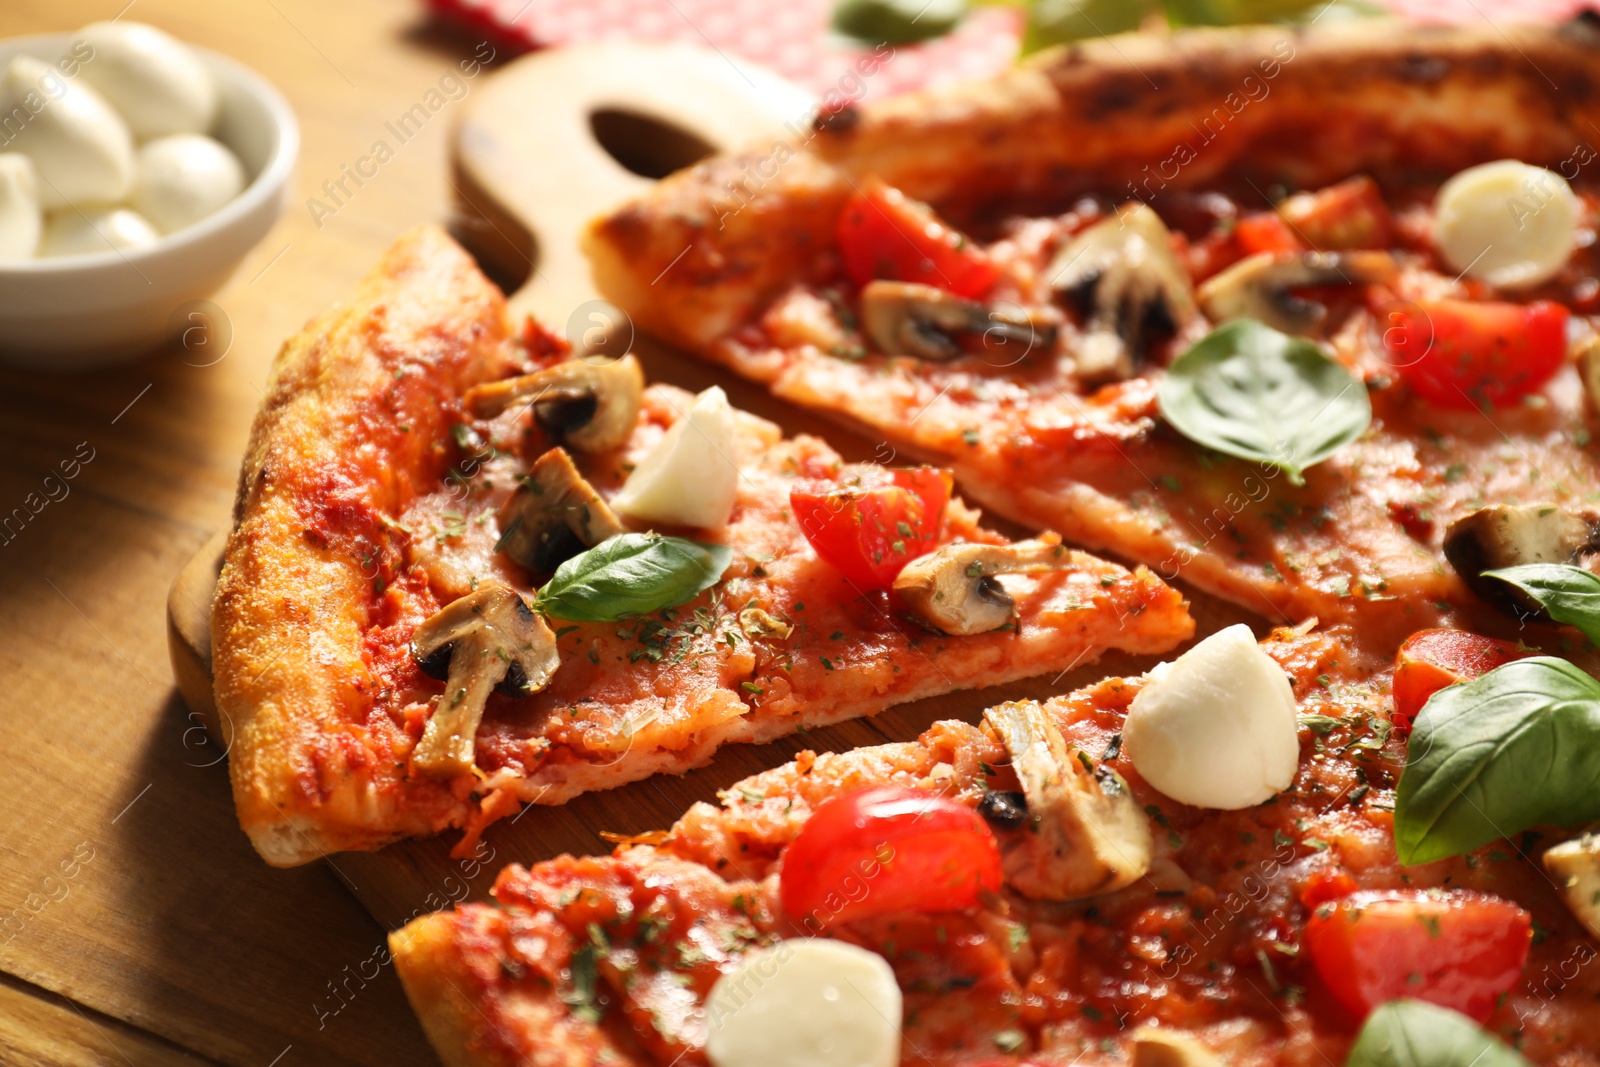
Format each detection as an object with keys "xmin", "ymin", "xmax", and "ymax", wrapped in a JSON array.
[
  {"xmin": 1161, "ymin": 0, "xmax": 1381, "ymax": 25},
  {"xmin": 1394, "ymin": 656, "xmax": 1600, "ymax": 865},
  {"xmin": 1022, "ymin": 0, "xmax": 1152, "ymax": 53},
  {"xmin": 833, "ymin": 0, "xmax": 967, "ymax": 44},
  {"xmin": 1485, "ymin": 563, "xmax": 1600, "ymax": 646},
  {"xmin": 1157, "ymin": 319, "xmax": 1371, "ymax": 485},
  {"xmin": 1347, "ymin": 1000, "xmax": 1532, "ymax": 1067},
  {"xmin": 534, "ymin": 533, "xmax": 732, "ymax": 623}
]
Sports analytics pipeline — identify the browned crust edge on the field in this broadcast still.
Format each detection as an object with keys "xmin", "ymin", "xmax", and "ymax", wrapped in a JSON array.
[
  {"xmin": 584, "ymin": 17, "xmax": 1600, "ymax": 351},
  {"xmin": 212, "ymin": 226, "xmax": 517, "ymax": 867}
]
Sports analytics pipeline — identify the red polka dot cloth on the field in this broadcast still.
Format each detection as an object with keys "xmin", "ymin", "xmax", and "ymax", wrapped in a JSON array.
[{"xmin": 430, "ymin": 0, "xmax": 1599, "ymax": 100}]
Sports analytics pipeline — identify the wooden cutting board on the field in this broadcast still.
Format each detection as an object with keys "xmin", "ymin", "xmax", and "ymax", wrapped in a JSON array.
[{"xmin": 166, "ymin": 41, "xmax": 1255, "ymax": 933}]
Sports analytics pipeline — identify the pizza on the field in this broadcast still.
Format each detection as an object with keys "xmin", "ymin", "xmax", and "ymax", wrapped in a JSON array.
[
  {"xmin": 583, "ymin": 17, "xmax": 1600, "ymax": 659},
  {"xmin": 210, "ymin": 225, "xmax": 1193, "ymax": 867},
  {"xmin": 389, "ymin": 621, "xmax": 1600, "ymax": 1067}
]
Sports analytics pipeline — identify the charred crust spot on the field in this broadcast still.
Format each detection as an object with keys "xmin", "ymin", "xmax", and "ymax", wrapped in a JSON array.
[
  {"xmin": 1394, "ymin": 52, "xmax": 1450, "ymax": 84},
  {"xmin": 812, "ymin": 104, "xmax": 860, "ymax": 135},
  {"xmin": 1084, "ymin": 77, "xmax": 1141, "ymax": 121}
]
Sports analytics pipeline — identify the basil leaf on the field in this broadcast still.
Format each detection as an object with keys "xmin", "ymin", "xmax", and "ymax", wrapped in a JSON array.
[
  {"xmin": 1157, "ymin": 319, "xmax": 1371, "ymax": 485},
  {"xmin": 534, "ymin": 533, "xmax": 732, "ymax": 623},
  {"xmin": 833, "ymin": 0, "xmax": 966, "ymax": 44},
  {"xmin": 1485, "ymin": 563, "xmax": 1600, "ymax": 646},
  {"xmin": 1162, "ymin": 0, "xmax": 1382, "ymax": 27},
  {"xmin": 1023, "ymin": 0, "xmax": 1152, "ymax": 53},
  {"xmin": 1394, "ymin": 656, "xmax": 1600, "ymax": 865},
  {"xmin": 1347, "ymin": 1000, "xmax": 1532, "ymax": 1067}
]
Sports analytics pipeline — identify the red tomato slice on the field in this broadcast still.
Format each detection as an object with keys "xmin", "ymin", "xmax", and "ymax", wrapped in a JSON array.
[
  {"xmin": 1392, "ymin": 628, "xmax": 1532, "ymax": 737},
  {"xmin": 1277, "ymin": 175, "xmax": 1394, "ymax": 251},
  {"xmin": 790, "ymin": 467, "xmax": 951, "ymax": 591},
  {"xmin": 837, "ymin": 179, "xmax": 998, "ymax": 299},
  {"xmin": 1234, "ymin": 212, "xmax": 1305, "ymax": 256},
  {"xmin": 1383, "ymin": 298, "xmax": 1569, "ymax": 410},
  {"xmin": 779, "ymin": 786, "xmax": 1002, "ymax": 930},
  {"xmin": 1303, "ymin": 889, "xmax": 1531, "ymax": 1023}
]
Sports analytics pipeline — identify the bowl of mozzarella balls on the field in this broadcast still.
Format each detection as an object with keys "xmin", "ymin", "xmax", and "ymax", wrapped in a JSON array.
[{"xmin": 0, "ymin": 22, "xmax": 297, "ymax": 368}]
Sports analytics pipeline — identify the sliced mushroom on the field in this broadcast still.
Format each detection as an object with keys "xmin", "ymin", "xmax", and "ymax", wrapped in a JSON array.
[
  {"xmin": 1543, "ymin": 833, "xmax": 1600, "ymax": 940},
  {"xmin": 1577, "ymin": 334, "xmax": 1600, "ymax": 412},
  {"xmin": 1048, "ymin": 203, "xmax": 1197, "ymax": 383},
  {"xmin": 463, "ymin": 355, "xmax": 644, "ymax": 453},
  {"xmin": 410, "ymin": 582, "xmax": 560, "ymax": 777},
  {"xmin": 859, "ymin": 280, "xmax": 1055, "ymax": 361},
  {"xmin": 1198, "ymin": 250, "xmax": 1398, "ymax": 335},
  {"xmin": 982, "ymin": 700, "xmax": 1152, "ymax": 900},
  {"xmin": 893, "ymin": 539, "xmax": 1077, "ymax": 635},
  {"xmin": 1443, "ymin": 503, "xmax": 1600, "ymax": 616},
  {"xmin": 495, "ymin": 447, "xmax": 624, "ymax": 573},
  {"xmin": 738, "ymin": 606, "xmax": 793, "ymax": 641},
  {"xmin": 1130, "ymin": 1029, "xmax": 1227, "ymax": 1067}
]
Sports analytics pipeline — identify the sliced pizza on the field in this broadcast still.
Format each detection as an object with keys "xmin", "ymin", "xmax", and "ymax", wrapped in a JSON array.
[
  {"xmin": 584, "ymin": 17, "xmax": 1600, "ymax": 658},
  {"xmin": 211, "ymin": 226, "xmax": 1192, "ymax": 868},
  {"xmin": 391, "ymin": 622, "xmax": 1600, "ymax": 1066}
]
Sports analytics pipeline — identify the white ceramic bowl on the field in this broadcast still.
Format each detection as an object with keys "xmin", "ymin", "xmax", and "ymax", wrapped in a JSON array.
[{"xmin": 0, "ymin": 33, "xmax": 297, "ymax": 370}]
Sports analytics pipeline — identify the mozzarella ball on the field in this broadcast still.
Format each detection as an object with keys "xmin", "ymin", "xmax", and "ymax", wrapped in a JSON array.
[
  {"xmin": 3, "ymin": 56, "xmax": 133, "ymax": 209},
  {"xmin": 706, "ymin": 939, "xmax": 901, "ymax": 1067},
  {"xmin": 612, "ymin": 385, "xmax": 740, "ymax": 530},
  {"xmin": 1124, "ymin": 624, "xmax": 1301, "ymax": 810},
  {"xmin": 72, "ymin": 21, "xmax": 217, "ymax": 139},
  {"xmin": 1434, "ymin": 160, "xmax": 1578, "ymax": 290},
  {"xmin": 130, "ymin": 134, "xmax": 244, "ymax": 233},
  {"xmin": 0, "ymin": 153, "xmax": 41, "ymax": 260},
  {"xmin": 40, "ymin": 206, "xmax": 159, "ymax": 258}
]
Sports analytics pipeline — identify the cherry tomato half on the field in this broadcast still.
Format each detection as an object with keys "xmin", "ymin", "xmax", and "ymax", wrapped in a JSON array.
[
  {"xmin": 1383, "ymin": 299, "xmax": 1569, "ymax": 411},
  {"xmin": 1303, "ymin": 889, "xmax": 1531, "ymax": 1023},
  {"xmin": 1277, "ymin": 175, "xmax": 1394, "ymax": 251},
  {"xmin": 1392, "ymin": 628, "xmax": 1532, "ymax": 737},
  {"xmin": 790, "ymin": 466, "xmax": 952, "ymax": 591},
  {"xmin": 779, "ymin": 786, "xmax": 1003, "ymax": 930},
  {"xmin": 837, "ymin": 179, "xmax": 998, "ymax": 299},
  {"xmin": 1234, "ymin": 212, "xmax": 1305, "ymax": 256}
]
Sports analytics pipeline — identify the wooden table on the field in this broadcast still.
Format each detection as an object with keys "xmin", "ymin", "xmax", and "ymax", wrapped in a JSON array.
[
  {"xmin": 0, "ymin": 2, "xmax": 531, "ymax": 1063},
  {"xmin": 0, "ymin": 2, "xmax": 1257, "ymax": 1062}
]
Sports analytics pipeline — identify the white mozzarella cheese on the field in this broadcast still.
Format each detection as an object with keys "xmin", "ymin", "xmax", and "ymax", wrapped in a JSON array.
[
  {"xmin": 705, "ymin": 939, "xmax": 901, "ymax": 1067},
  {"xmin": 1123, "ymin": 623, "xmax": 1301, "ymax": 810},
  {"xmin": 40, "ymin": 206, "xmax": 159, "ymax": 257},
  {"xmin": 131, "ymin": 133, "xmax": 244, "ymax": 233},
  {"xmin": 0, "ymin": 154, "xmax": 41, "ymax": 259},
  {"xmin": 73, "ymin": 21, "xmax": 218, "ymax": 139},
  {"xmin": 612, "ymin": 385, "xmax": 740, "ymax": 530},
  {"xmin": 3, "ymin": 56, "xmax": 133, "ymax": 209},
  {"xmin": 1434, "ymin": 160, "xmax": 1578, "ymax": 289}
]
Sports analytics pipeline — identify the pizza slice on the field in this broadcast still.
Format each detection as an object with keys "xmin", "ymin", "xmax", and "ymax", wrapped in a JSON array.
[
  {"xmin": 390, "ymin": 621, "xmax": 1600, "ymax": 1066},
  {"xmin": 211, "ymin": 226, "xmax": 1192, "ymax": 867},
  {"xmin": 584, "ymin": 17, "xmax": 1600, "ymax": 659}
]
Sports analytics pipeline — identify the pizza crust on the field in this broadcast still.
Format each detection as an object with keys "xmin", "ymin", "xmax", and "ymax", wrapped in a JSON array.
[
  {"xmin": 585, "ymin": 17, "xmax": 1600, "ymax": 351},
  {"xmin": 213, "ymin": 226, "xmax": 518, "ymax": 866}
]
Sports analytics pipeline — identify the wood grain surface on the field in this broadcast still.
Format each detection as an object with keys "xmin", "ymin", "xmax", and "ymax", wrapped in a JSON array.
[{"xmin": 0, "ymin": 1, "xmax": 1255, "ymax": 1065}]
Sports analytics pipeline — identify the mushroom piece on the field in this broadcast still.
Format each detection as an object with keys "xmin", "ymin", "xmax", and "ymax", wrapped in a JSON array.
[
  {"xmin": 1130, "ymin": 1029, "xmax": 1227, "ymax": 1067},
  {"xmin": 495, "ymin": 447, "xmax": 624, "ymax": 573},
  {"xmin": 1048, "ymin": 203, "xmax": 1197, "ymax": 383},
  {"xmin": 1443, "ymin": 503, "xmax": 1600, "ymax": 617},
  {"xmin": 893, "ymin": 539, "xmax": 1078, "ymax": 635},
  {"xmin": 982, "ymin": 700, "xmax": 1153, "ymax": 900},
  {"xmin": 1543, "ymin": 833, "xmax": 1600, "ymax": 940},
  {"xmin": 463, "ymin": 355, "xmax": 644, "ymax": 453},
  {"xmin": 1197, "ymin": 250, "xmax": 1398, "ymax": 335},
  {"xmin": 410, "ymin": 581, "xmax": 560, "ymax": 777},
  {"xmin": 1577, "ymin": 334, "xmax": 1600, "ymax": 412},
  {"xmin": 859, "ymin": 280, "xmax": 1056, "ymax": 361}
]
